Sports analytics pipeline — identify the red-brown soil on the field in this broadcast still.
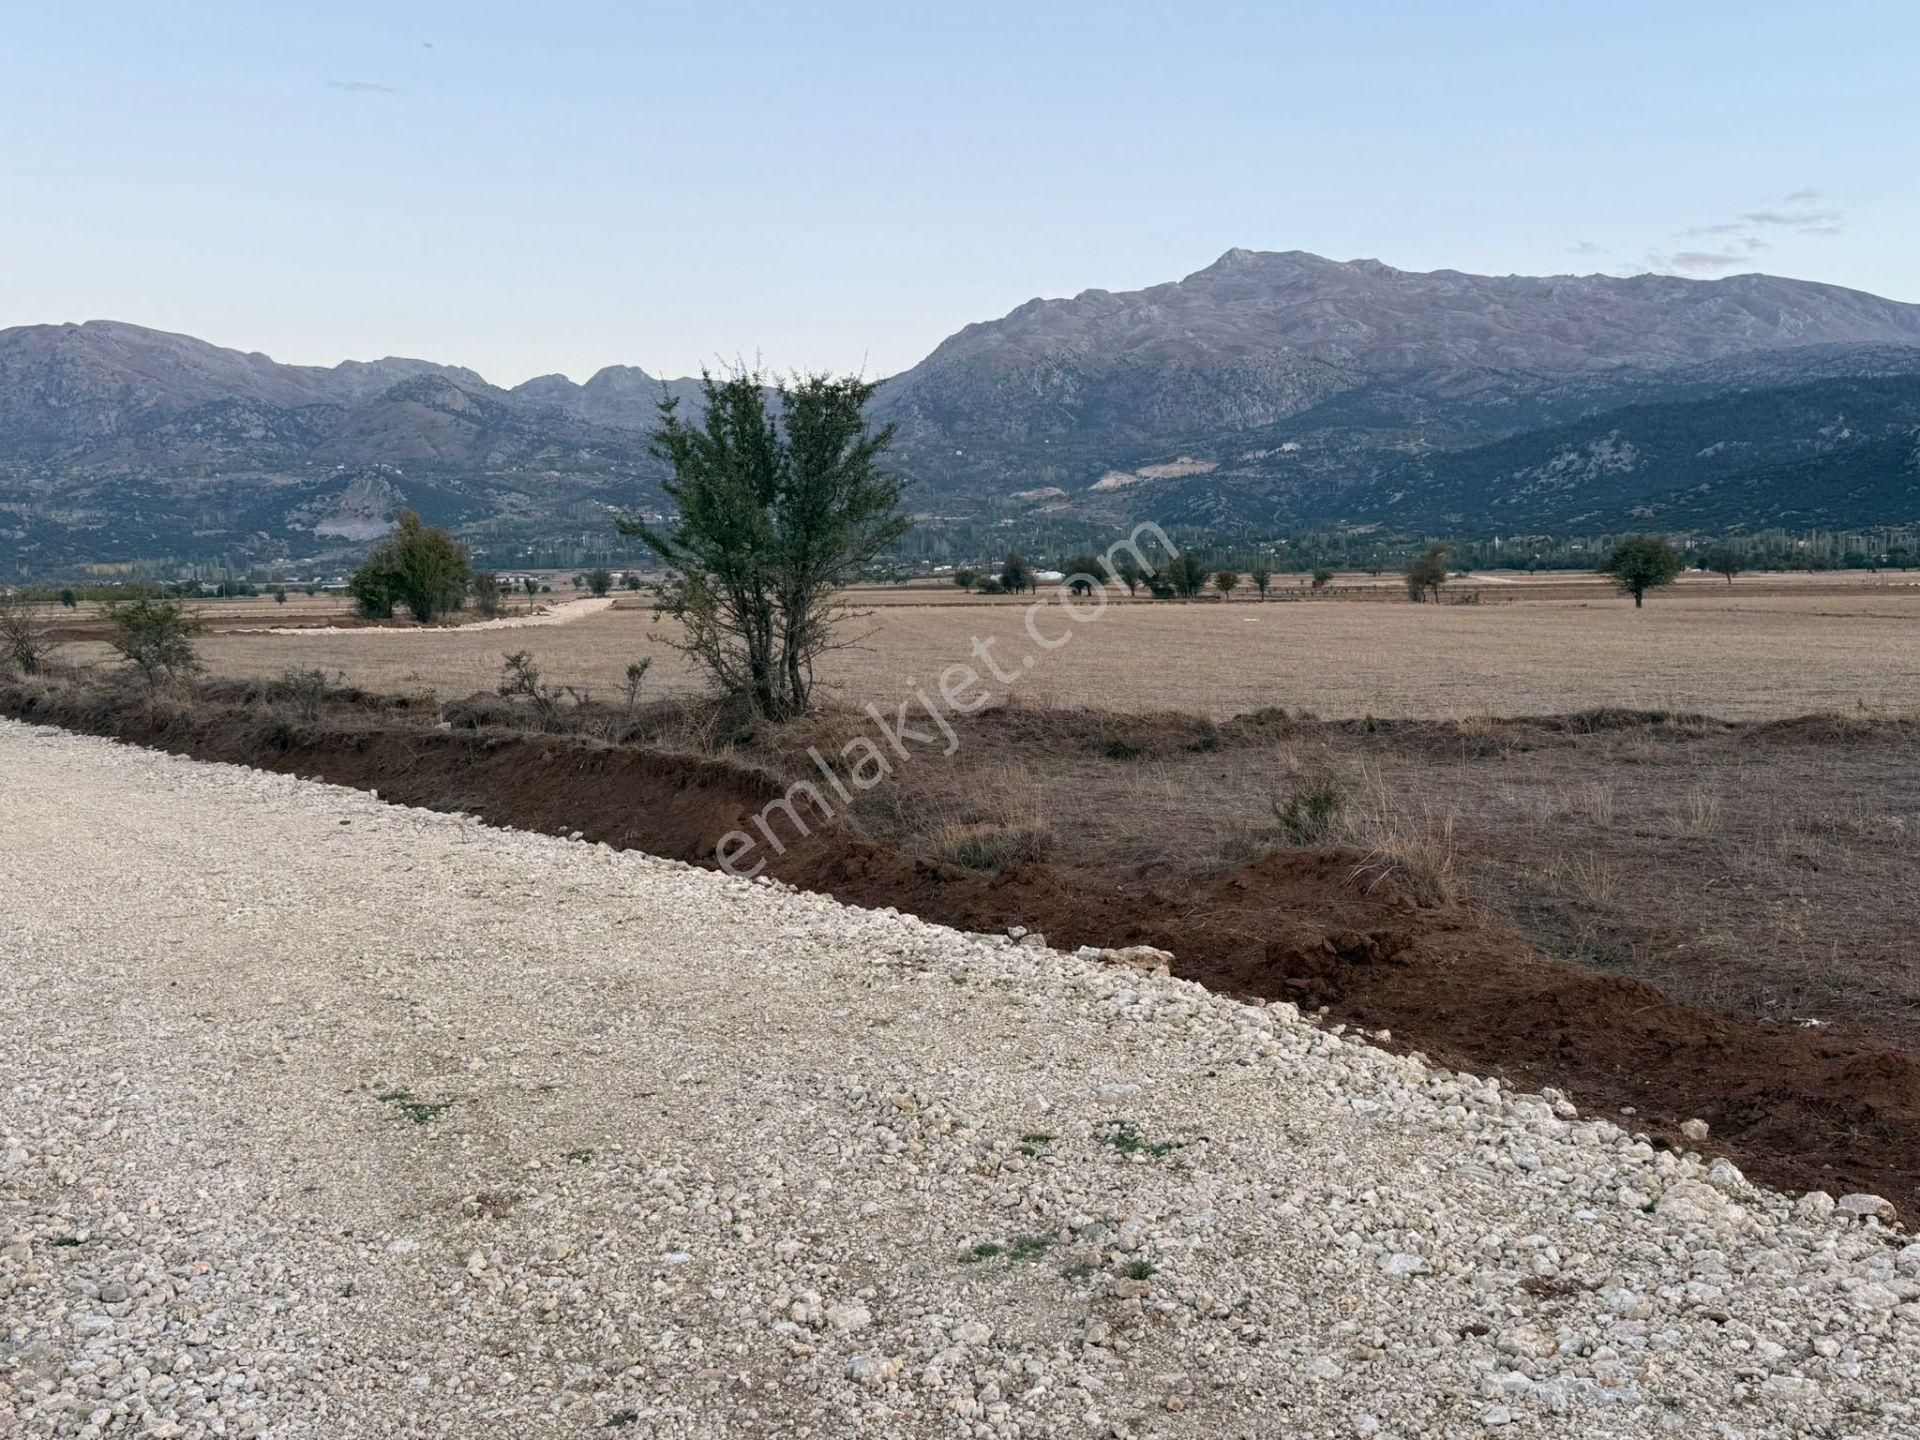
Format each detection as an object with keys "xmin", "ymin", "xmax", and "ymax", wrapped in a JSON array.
[{"xmin": 5, "ymin": 678, "xmax": 1914, "ymax": 1225}]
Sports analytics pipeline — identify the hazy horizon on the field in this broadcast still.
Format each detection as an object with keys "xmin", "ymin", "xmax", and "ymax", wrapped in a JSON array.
[{"xmin": 6, "ymin": 0, "xmax": 1917, "ymax": 385}]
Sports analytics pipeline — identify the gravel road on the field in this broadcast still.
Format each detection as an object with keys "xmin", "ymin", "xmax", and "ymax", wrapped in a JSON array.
[{"xmin": 2, "ymin": 720, "xmax": 1916, "ymax": 1439}]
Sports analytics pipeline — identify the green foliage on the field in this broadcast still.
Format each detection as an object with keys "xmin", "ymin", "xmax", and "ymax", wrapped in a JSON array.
[
  {"xmin": 1062, "ymin": 554, "xmax": 1105, "ymax": 597},
  {"xmin": 470, "ymin": 571, "xmax": 504, "ymax": 618},
  {"xmin": 952, "ymin": 567, "xmax": 977, "ymax": 589},
  {"xmin": 1213, "ymin": 568, "xmax": 1240, "ymax": 597},
  {"xmin": 347, "ymin": 510, "xmax": 472, "ymax": 623},
  {"xmin": 103, "ymin": 594, "xmax": 205, "ymax": 687},
  {"xmin": 1704, "ymin": 545, "xmax": 1743, "ymax": 585},
  {"xmin": 999, "ymin": 551, "xmax": 1036, "ymax": 595},
  {"xmin": 1165, "ymin": 551, "xmax": 1209, "ymax": 598},
  {"xmin": 619, "ymin": 368, "xmax": 908, "ymax": 721},
  {"xmin": 1600, "ymin": 534, "xmax": 1685, "ymax": 607},
  {"xmin": 1249, "ymin": 566, "xmax": 1273, "ymax": 597},
  {"xmin": 585, "ymin": 567, "xmax": 613, "ymax": 597},
  {"xmin": 498, "ymin": 649, "xmax": 562, "ymax": 727},
  {"xmin": 1114, "ymin": 560, "xmax": 1146, "ymax": 595},
  {"xmin": 58, "ymin": 588, "xmax": 78, "ymax": 609},
  {"xmin": 1311, "ymin": 567, "xmax": 1335, "ymax": 590},
  {"xmin": 623, "ymin": 573, "xmax": 642, "ymax": 591},
  {"xmin": 523, "ymin": 577, "xmax": 541, "ymax": 598},
  {"xmin": 621, "ymin": 658, "xmax": 652, "ymax": 711},
  {"xmin": 1275, "ymin": 776, "xmax": 1344, "ymax": 844},
  {"xmin": 1405, "ymin": 541, "xmax": 1451, "ymax": 602}
]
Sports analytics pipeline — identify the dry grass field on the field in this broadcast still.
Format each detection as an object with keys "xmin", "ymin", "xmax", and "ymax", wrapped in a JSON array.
[{"xmin": 58, "ymin": 572, "xmax": 1920, "ymax": 720}]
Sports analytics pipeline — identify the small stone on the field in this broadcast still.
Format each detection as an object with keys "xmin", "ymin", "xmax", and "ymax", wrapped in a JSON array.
[
  {"xmin": 1835, "ymin": 1192, "xmax": 1895, "ymax": 1222},
  {"xmin": 826, "ymin": 1302, "xmax": 873, "ymax": 1333},
  {"xmin": 1679, "ymin": 1118, "xmax": 1710, "ymax": 1142},
  {"xmin": 1793, "ymin": 1191, "xmax": 1836, "ymax": 1222}
]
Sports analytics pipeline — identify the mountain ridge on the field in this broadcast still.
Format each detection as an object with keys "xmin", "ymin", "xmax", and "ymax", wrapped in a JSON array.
[{"xmin": 5, "ymin": 253, "xmax": 1920, "ymax": 569}]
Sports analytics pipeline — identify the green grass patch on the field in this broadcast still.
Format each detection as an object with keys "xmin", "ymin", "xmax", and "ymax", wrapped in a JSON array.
[
  {"xmin": 1102, "ymin": 1120, "xmax": 1179, "ymax": 1158},
  {"xmin": 376, "ymin": 1089, "xmax": 455, "ymax": 1125}
]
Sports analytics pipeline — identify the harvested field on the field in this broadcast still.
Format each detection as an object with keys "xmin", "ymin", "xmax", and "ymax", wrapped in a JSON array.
[
  {"xmin": 50, "ymin": 576, "xmax": 1920, "ymax": 721},
  {"xmin": 4, "ymin": 721, "xmax": 1918, "ymax": 1437}
]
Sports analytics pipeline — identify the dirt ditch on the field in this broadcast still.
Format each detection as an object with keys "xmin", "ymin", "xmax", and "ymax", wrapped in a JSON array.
[{"xmin": 4, "ymin": 676, "xmax": 1915, "ymax": 1224}]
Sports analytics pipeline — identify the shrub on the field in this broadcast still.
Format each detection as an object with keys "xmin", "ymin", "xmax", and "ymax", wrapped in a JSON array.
[
  {"xmin": 622, "ymin": 658, "xmax": 652, "ymax": 711},
  {"xmin": 103, "ymin": 595, "xmax": 205, "ymax": 687},
  {"xmin": 269, "ymin": 667, "xmax": 330, "ymax": 724},
  {"xmin": 1213, "ymin": 569, "xmax": 1241, "ymax": 598},
  {"xmin": 999, "ymin": 552, "xmax": 1036, "ymax": 595},
  {"xmin": 585, "ymin": 567, "xmax": 613, "ymax": 597},
  {"xmin": 347, "ymin": 509, "xmax": 471, "ymax": 622},
  {"xmin": 1274, "ymin": 776, "xmax": 1344, "ymax": 844},
  {"xmin": 498, "ymin": 650, "xmax": 562, "ymax": 728},
  {"xmin": 0, "ymin": 593, "xmax": 55, "ymax": 676},
  {"xmin": 931, "ymin": 821, "xmax": 1053, "ymax": 873},
  {"xmin": 953, "ymin": 568, "xmax": 977, "ymax": 589},
  {"xmin": 620, "ymin": 369, "xmax": 907, "ymax": 721},
  {"xmin": 471, "ymin": 571, "xmax": 504, "ymax": 618}
]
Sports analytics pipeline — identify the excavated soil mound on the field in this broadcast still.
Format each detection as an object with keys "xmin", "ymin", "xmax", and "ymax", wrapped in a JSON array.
[{"xmin": 4, "ymin": 680, "xmax": 1915, "ymax": 1222}]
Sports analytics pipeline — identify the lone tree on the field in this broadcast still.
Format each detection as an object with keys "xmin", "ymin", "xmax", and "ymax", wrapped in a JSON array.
[
  {"xmin": 1249, "ymin": 566, "xmax": 1273, "ymax": 600},
  {"xmin": 1166, "ymin": 551, "xmax": 1209, "ymax": 599},
  {"xmin": 952, "ymin": 567, "xmax": 977, "ymax": 590},
  {"xmin": 1063, "ymin": 554, "xmax": 1105, "ymax": 597},
  {"xmin": 618, "ymin": 368, "xmax": 907, "ymax": 722},
  {"xmin": 347, "ymin": 510, "xmax": 472, "ymax": 622},
  {"xmin": 999, "ymin": 552, "xmax": 1036, "ymax": 595},
  {"xmin": 1114, "ymin": 560, "xmax": 1146, "ymax": 596},
  {"xmin": 1213, "ymin": 569, "xmax": 1241, "ymax": 598},
  {"xmin": 103, "ymin": 593, "xmax": 205, "ymax": 688},
  {"xmin": 585, "ymin": 567, "xmax": 614, "ymax": 597},
  {"xmin": 1405, "ymin": 542, "xmax": 1450, "ymax": 602},
  {"xmin": 1601, "ymin": 535, "xmax": 1685, "ymax": 607},
  {"xmin": 1705, "ymin": 545, "xmax": 1743, "ymax": 586},
  {"xmin": 1311, "ymin": 567, "xmax": 1335, "ymax": 592}
]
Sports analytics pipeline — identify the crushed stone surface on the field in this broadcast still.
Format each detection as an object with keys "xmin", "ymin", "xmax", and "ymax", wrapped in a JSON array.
[
  {"xmin": 242, "ymin": 595, "xmax": 615, "ymax": 636},
  {"xmin": 1, "ymin": 719, "xmax": 1915, "ymax": 1438}
]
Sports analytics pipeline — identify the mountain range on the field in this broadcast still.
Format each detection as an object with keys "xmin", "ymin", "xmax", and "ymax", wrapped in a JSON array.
[{"xmin": 5, "ymin": 251, "xmax": 1920, "ymax": 570}]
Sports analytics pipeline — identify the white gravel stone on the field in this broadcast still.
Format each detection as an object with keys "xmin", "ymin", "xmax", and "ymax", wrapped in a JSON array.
[{"xmin": 1, "ymin": 719, "xmax": 1914, "ymax": 1438}]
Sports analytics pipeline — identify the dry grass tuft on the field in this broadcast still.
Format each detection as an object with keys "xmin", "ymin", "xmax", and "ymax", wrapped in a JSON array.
[{"xmin": 1339, "ymin": 765, "xmax": 1461, "ymax": 907}]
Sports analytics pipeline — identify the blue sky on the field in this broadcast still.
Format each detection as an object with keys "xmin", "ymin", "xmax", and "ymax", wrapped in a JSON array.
[{"xmin": 4, "ymin": 1, "xmax": 1916, "ymax": 384}]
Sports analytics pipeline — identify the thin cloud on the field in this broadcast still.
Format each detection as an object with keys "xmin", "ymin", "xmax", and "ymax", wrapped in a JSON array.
[
  {"xmin": 325, "ymin": 79, "xmax": 403, "ymax": 94},
  {"xmin": 1566, "ymin": 240, "xmax": 1606, "ymax": 256},
  {"xmin": 1651, "ymin": 190, "xmax": 1845, "ymax": 276},
  {"xmin": 1669, "ymin": 250, "xmax": 1748, "ymax": 273}
]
